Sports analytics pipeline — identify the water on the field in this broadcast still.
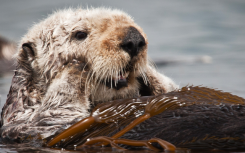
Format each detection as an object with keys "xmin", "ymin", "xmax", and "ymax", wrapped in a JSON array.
[{"xmin": 0, "ymin": 0, "xmax": 245, "ymax": 152}]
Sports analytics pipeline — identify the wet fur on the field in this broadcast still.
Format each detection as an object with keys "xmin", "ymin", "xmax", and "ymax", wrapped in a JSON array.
[{"xmin": 0, "ymin": 8, "xmax": 177, "ymax": 141}]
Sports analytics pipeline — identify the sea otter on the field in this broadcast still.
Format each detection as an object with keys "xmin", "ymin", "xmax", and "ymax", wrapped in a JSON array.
[{"xmin": 0, "ymin": 8, "xmax": 178, "ymax": 141}]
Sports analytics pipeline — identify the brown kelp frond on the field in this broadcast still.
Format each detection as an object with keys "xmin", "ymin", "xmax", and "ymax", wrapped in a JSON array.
[{"xmin": 48, "ymin": 85, "xmax": 245, "ymax": 149}]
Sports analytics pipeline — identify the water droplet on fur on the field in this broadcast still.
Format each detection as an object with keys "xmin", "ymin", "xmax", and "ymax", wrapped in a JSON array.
[
  {"xmin": 188, "ymin": 88, "xmax": 190, "ymax": 90},
  {"xmin": 87, "ymin": 138, "xmax": 90, "ymax": 141}
]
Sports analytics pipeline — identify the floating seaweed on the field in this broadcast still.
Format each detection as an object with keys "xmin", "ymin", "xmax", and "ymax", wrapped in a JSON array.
[{"xmin": 47, "ymin": 86, "xmax": 245, "ymax": 151}]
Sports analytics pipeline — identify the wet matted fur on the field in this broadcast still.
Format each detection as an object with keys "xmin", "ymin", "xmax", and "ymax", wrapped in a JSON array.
[{"xmin": 0, "ymin": 8, "xmax": 178, "ymax": 142}]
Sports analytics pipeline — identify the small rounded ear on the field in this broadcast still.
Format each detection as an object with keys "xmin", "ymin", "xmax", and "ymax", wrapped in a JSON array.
[{"xmin": 22, "ymin": 43, "xmax": 35, "ymax": 61}]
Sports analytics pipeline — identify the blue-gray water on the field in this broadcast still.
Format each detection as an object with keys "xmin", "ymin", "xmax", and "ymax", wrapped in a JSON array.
[{"xmin": 0, "ymin": 0, "xmax": 245, "ymax": 152}]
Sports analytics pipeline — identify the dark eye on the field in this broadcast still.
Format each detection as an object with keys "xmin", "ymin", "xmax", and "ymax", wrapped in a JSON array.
[{"xmin": 75, "ymin": 31, "xmax": 87, "ymax": 40}]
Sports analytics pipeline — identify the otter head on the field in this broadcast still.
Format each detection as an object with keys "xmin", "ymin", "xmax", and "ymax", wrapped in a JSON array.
[
  {"xmin": 0, "ymin": 8, "xmax": 178, "ymax": 140},
  {"xmin": 79, "ymin": 9, "xmax": 149, "ymax": 102},
  {"xmin": 17, "ymin": 8, "xmax": 149, "ymax": 104}
]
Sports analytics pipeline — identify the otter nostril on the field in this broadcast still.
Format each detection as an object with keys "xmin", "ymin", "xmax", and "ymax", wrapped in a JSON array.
[
  {"xmin": 124, "ymin": 42, "xmax": 134, "ymax": 51},
  {"xmin": 138, "ymin": 41, "xmax": 145, "ymax": 48},
  {"xmin": 122, "ymin": 27, "xmax": 146, "ymax": 58}
]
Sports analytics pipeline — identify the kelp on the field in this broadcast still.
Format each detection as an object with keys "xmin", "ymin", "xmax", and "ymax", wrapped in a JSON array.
[{"xmin": 47, "ymin": 86, "xmax": 245, "ymax": 150}]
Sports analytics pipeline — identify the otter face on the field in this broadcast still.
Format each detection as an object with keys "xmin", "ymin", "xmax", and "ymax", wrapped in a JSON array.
[
  {"xmin": 19, "ymin": 8, "xmax": 149, "ymax": 103},
  {"xmin": 78, "ymin": 10, "xmax": 149, "ymax": 101},
  {"xmin": 80, "ymin": 12, "xmax": 148, "ymax": 94}
]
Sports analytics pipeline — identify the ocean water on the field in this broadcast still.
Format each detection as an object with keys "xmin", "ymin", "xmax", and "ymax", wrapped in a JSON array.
[{"xmin": 0, "ymin": 0, "xmax": 245, "ymax": 152}]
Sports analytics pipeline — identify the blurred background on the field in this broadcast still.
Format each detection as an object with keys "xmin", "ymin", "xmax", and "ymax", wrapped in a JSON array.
[{"xmin": 0, "ymin": 0, "xmax": 245, "ymax": 110}]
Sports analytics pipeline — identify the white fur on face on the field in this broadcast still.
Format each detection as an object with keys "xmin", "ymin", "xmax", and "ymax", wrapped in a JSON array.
[{"xmin": 20, "ymin": 8, "xmax": 149, "ymax": 103}]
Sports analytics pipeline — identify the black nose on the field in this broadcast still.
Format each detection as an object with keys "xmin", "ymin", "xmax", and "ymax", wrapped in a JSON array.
[{"xmin": 121, "ymin": 27, "xmax": 146, "ymax": 58}]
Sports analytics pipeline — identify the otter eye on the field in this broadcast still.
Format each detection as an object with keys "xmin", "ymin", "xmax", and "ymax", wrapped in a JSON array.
[{"xmin": 75, "ymin": 31, "xmax": 87, "ymax": 40}]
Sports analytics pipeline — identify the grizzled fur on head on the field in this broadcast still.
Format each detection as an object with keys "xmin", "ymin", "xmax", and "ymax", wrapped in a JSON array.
[
  {"xmin": 0, "ymin": 8, "xmax": 178, "ymax": 141},
  {"xmin": 20, "ymin": 8, "xmax": 149, "ymax": 102}
]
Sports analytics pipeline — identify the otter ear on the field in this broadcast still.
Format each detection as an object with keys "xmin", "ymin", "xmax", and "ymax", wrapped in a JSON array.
[{"xmin": 22, "ymin": 43, "xmax": 35, "ymax": 61}]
